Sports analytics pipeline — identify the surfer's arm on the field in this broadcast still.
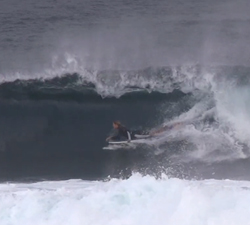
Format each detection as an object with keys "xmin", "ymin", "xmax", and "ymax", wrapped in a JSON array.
[
  {"xmin": 106, "ymin": 136, "xmax": 112, "ymax": 142},
  {"xmin": 106, "ymin": 135, "xmax": 117, "ymax": 142},
  {"xmin": 106, "ymin": 130, "xmax": 119, "ymax": 142}
]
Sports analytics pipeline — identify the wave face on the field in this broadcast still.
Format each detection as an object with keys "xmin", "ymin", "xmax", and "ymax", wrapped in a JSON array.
[
  {"xmin": 0, "ymin": 65, "xmax": 250, "ymax": 181},
  {"xmin": 1, "ymin": 174, "xmax": 250, "ymax": 225}
]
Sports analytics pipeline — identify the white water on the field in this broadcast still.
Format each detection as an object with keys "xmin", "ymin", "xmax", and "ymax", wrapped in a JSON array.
[
  {"xmin": 144, "ymin": 66, "xmax": 250, "ymax": 163},
  {"xmin": 0, "ymin": 174, "xmax": 250, "ymax": 225}
]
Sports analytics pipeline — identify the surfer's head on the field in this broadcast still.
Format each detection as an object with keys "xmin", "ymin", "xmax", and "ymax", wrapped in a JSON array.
[{"xmin": 113, "ymin": 120, "xmax": 121, "ymax": 129}]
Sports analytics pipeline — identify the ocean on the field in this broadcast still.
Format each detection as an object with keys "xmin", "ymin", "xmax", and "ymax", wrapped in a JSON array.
[{"xmin": 1, "ymin": 0, "xmax": 250, "ymax": 224}]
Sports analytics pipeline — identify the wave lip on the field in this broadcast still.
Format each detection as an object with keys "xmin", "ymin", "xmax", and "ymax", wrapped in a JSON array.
[
  {"xmin": 0, "ymin": 72, "xmax": 179, "ymax": 101},
  {"xmin": 0, "ymin": 73, "xmax": 96, "ymax": 101},
  {"xmin": 1, "ymin": 64, "xmax": 250, "ymax": 100},
  {"xmin": 0, "ymin": 66, "xmax": 190, "ymax": 100}
]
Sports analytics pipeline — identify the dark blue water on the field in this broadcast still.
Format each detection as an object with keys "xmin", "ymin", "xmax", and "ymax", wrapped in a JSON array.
[{"xmin": 1, "ymin": 0, "xmax": 250, "ymax": 182}]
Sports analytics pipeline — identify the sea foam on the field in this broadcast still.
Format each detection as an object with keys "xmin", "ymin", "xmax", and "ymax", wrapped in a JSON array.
[{"xmin": 0, "ymin": 174, "xmax": 249, "ymax": 225}]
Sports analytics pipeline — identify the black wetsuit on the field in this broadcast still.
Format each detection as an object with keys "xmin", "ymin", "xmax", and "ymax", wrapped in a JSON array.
[
  {"xmin": 110, "ymin": 125, "xmax": 132, "ymax": 141},
  {"xmin": 109, "ymin": 125, "xmax": 149, "ymax": 141}
]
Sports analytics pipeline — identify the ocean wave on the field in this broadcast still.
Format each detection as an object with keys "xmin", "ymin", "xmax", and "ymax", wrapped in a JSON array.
[
  {"xmin": 0, "ymin": 63, "xmax": 250, "ymax": 181},
  {"xmin": 1, "ymin": 64, "xmax": 250, "ymax": 100},
  {"xmin": 0, "ymin": 72, "xmax": 186, "ymax": 101}
]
